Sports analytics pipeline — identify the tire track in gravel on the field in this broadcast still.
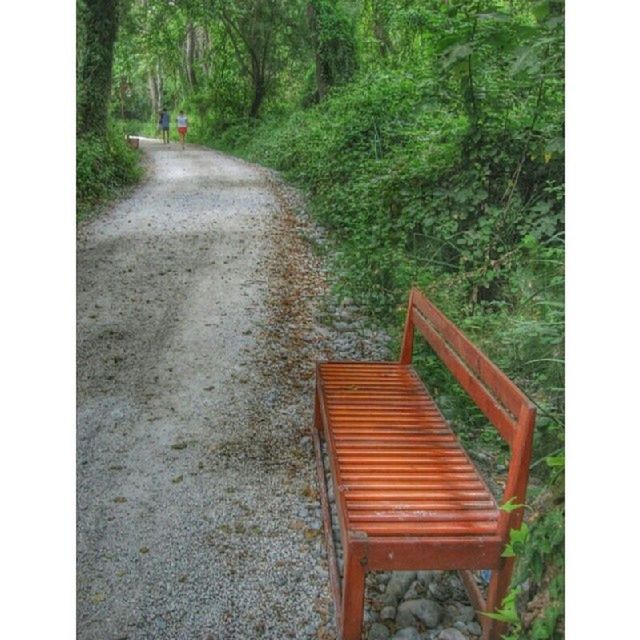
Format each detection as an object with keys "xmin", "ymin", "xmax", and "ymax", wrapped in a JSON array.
[{"xmin": 77, "ymin": 139, "xmax": 336, "ymax": 640}]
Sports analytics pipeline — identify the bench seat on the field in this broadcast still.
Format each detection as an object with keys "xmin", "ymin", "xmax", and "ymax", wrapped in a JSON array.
[{"xmin": 318, "ymin": 362, "xmax": 500, "ymax": 540}]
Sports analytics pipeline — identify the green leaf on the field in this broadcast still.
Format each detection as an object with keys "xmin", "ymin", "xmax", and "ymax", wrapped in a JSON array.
[
  {"xmin": 545, "ymin": 454, "xmax": 565, "ymax": 468},
  {"xmin": 502, "ymin": 523, "xmax": 530, "ymax": 557},
  {"xmin": 510, "ymin": 46, "xmax": 540, "ymax": 75},
  {"xmin": 441, "ymin": 43, "xmax": 473, "ymax": 69},
  {"xmin": 501, "ymin": 497, "xmax": 526, "ymax": 513},
  {"xmin": 476, "ymin": 12, "xmax": 510, "ymax": 22},
  {"xmin": 481, "ymin": 588, "xmax": 521, "ymax": 624},
  {"xmin": 532, "ymin": 1, "xmax": 550, "ymax": 22}
]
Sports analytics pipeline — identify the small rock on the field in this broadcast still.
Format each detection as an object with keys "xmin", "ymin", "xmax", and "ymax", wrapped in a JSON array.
[
  {"xmin": 397, "ymin": 599, "xmax": 442, "ymax": 629},
  {"xmin": 466, "ymin": 621, "xmax": 482, "ymax": 636},
  {"xmin": 417, "ymin": 571, "xmax": 437, "ymax": 587},
  {"xmin": 380, "ymin": 606, "xmax": 396, "ymax": 621},
  {"xmin": 113, "ymin": 496, "xmax": 127, "ymax": 503},
  {"xmin": 382, "ymin": 571, "xmax": 417, "ymax": 606},
  {"xmin": 171, "ymin": 442, "xmax": 187, "ymax": 450},
  {"xmin": 437, "ymin": 629, "xmax": 467, "ymax": 640},
  {"xmin": 458, "ymin": 605, "xmax": 476, "ymax": 623},
  {"xmin": 171, "ymin": 475, "xmax": 183, "ymax": 484},
  {"xmin": 299, "ymin": 436, "xmax": 311, "ymax": 448},
  {"xmin": 403, "ymin": 580, "xmax": 422, "ymax": 600},
  {"xmin": 364, "ymin": 609, "xmax": 379, "ymax": 624},
  {"xmin": 428, "ymin": 573, "xmax": 457, "ymax": 601},
  {"xmin": 391, "ymin": 628, "xmax": 420, "ymax": 640},
  {"xmin": 368, "ymin": 622, "xmax": 391, "ymax": 640},
  {"xmin": 139, "ymin": 546, "xmax": 149, "ymax": 554}
]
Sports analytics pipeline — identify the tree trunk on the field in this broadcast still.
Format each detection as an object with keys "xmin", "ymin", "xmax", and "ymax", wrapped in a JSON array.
[
  {"xmin": 147, "ymin": 66, "xmax": 163, "ymax": 121},
  {"xmin": 249, "ymin": 67, "xmax": 265, "ymax": 119},
  {"xmin": 372, "ymin": 0, "xmax": 392, "ymax": 57},
  {"xmin": 307, "ymin": 2, "xmax": 327, "ymax": 101},
  {"xmin": 185, "ymin": 21, "xmax": 198, "ymax": 90},
  {"xmin": 77, "ymin": 0, "xmax": 121, "ymax": 137}
]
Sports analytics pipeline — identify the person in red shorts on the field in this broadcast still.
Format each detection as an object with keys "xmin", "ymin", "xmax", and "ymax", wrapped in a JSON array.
[{"xmin": 176, "ymin": 110, "xmax": 188, "ymax": 149}]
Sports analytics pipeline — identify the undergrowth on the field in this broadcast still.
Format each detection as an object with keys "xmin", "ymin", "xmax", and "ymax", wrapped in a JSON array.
[{"xmin": 76, "ymin": 127, "xmax": 144, "ymax": 221}]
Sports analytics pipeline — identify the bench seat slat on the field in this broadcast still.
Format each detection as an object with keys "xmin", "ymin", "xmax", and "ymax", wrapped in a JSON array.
[
  {"xmin": 347, "ymin": 500, "xmax": 497, "ymax": 511},
  {"xmin": 351, "ymin": 521, "xmax": 498, "ymax": 536},
  {"xmin": 349, "ymin": 510, "xmax": 499, "ymax": 522}
]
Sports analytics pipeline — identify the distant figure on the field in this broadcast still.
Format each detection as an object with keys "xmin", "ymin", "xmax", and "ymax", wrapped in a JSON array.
[
  {"xmin": 160, "ymin": 108, "xmax": 170, "ymax": 144},
  {"xmin": 176, "ymin": 111, "xmax": 188, "ymax": 149}
]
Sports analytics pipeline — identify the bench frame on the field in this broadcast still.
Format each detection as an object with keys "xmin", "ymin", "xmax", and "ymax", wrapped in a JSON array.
[{"xmin": 312, "ymin": 288, "xmax": 536, "ymax": 640}]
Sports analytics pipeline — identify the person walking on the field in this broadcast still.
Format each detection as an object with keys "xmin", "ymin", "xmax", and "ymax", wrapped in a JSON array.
[
  {"xmin": 176, "ymin": 111, "xmax": 188, "ymax": 149},
  {"xmin": 160, "ymin": 108, "xmax": 170, "ymax": 144}
]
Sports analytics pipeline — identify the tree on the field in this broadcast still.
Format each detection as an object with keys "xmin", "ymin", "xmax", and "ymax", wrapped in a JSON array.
[
  {"xmin": 307, "ymin": 0, "xmax": 357, "ymax": 102},
  {"xmin": 77, "ymin": 0, "xmax": 121, "ymax": 136},
  {"xmin": 216, "ymin": 0, "xmax": 305, "ymax": 118}
]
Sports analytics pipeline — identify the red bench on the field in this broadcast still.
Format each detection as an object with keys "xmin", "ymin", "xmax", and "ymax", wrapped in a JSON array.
[{"xmin": 312, "ymin": 288, "xmax": 536, "ymax": 640}]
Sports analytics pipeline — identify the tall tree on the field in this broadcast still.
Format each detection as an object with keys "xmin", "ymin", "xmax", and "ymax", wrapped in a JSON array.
[
  {"xmin": 307, "ymin": 0, "xmax": 357, "ymax": 102},
  {"xmin": 216, "ymin": 0, "xmax": 305, "ymax": 118},
  {"xmin": 77, "ymin": 0, "xmax": 121, "ymax": 136}
]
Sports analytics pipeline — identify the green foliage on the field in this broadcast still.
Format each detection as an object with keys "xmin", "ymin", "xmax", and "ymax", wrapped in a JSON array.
[
  {"xmin": 76, "ymin": 128, "xmax": 143, "ymax": 220},
  {"xmin": 503, "ymin": 522, "xmax": 530, "ymax": 558},
  {"xmin": 482, "ymin": 587, "xmax": 521, "ymax": 625},
  {"xmin": 501, "ymin": 497, "xmax": 526, "ymax": 513}
]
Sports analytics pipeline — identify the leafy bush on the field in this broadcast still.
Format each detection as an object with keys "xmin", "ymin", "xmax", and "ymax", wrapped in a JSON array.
[{"xmin": 76, "ymin": 128, "xmax": 143, "ymax": 220}]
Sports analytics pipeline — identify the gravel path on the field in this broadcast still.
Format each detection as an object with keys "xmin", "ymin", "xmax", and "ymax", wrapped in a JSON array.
[{"xmin": 77, "ymin": 139, "xmax": 335, "ymax": 640}]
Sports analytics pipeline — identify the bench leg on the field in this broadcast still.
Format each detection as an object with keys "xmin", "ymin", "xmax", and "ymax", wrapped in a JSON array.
[
  {"xmin": 313, "ymin": 384, "xmax": 323, "ymax": 437},
  {"xmin": 340, "ymin": 548, "xmax": 366, "ymax": 640},
  {"xmin": 482, "ymin": 557, "xmax": 516, "ymax": 640}
]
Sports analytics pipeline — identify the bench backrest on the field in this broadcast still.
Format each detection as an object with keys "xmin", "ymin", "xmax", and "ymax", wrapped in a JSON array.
[{"xmin": 399, "ymin": 288, "xmax": 536, "ymax": 536}]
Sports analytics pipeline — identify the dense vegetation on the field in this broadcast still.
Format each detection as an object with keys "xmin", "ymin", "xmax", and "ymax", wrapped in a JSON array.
[
  {"xmin": 77, "ymin": 0, "xmax": 143, "ymax": 218},
  {"xmin": 83, "ymin": 0, "xmax": 565, "ymax": 636}
]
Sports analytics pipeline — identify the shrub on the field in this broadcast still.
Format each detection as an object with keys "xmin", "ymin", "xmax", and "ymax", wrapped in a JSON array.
[{"xmin": 76, "ymin": 128, "xmax": 143, "ymax": 220}]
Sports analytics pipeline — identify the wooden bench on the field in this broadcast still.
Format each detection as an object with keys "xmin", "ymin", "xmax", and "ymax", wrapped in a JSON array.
[{"xmin": 312, "ymin": 288, "xmax": 536, "ymax": 640}]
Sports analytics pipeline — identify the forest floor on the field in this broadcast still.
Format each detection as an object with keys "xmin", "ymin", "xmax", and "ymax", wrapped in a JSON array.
[{"xmin": 77, "ymin": 138, "xmax": 487, "ymax": 640}]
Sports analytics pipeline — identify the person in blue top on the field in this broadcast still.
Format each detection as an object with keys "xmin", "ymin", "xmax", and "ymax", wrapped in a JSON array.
[{"xmin": 160, "ymin": 108, "xmax": 170, "ymax": 144}]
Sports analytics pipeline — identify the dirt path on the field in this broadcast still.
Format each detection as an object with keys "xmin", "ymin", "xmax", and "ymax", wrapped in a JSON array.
[{"xmin": 77, "ymin": 139, "xmax": 335, "ymax": 640}]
